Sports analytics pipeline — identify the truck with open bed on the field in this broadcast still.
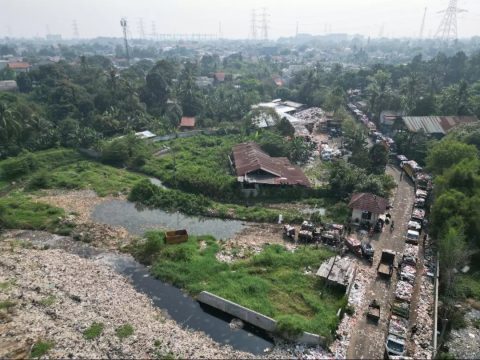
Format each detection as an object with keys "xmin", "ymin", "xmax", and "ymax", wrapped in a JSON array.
[{"xmin": 377, "ymin": 249, "xmax": 395, "ymax": 277}]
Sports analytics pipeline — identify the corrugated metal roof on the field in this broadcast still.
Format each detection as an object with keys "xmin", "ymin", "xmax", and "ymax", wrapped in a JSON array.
[{"xmin": 402, "ymin": 116, "xmax": 478, "ymax": 135}]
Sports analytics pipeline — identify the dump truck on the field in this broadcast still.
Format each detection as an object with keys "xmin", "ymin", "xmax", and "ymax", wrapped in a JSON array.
[
  {"xmin": 165, "ymin": 229, "xmax": 188, "ymax": 244},
  {"xmin": 377, "ymin": 249, "xmax": 395, "ymax": 277},
  {"xmin": 366, "ymin": 299, "xmax": 381, "ymax": 323}
]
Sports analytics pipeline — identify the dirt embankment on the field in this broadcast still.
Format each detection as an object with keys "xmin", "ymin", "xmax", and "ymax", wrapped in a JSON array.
[{"xmin": 34, "ymin": 190, "xmax": 132, "ymax": 249}]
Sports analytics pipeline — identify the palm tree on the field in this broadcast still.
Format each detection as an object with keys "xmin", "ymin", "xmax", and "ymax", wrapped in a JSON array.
[{"xmin": 0, "ymin": 102, "xmax": 21, "ymax": 142}]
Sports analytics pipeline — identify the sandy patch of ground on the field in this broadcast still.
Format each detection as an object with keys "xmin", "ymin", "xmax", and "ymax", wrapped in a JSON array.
[{"xmin": 34, "ymin": 190, "xmax": 132, "ymax": 249}]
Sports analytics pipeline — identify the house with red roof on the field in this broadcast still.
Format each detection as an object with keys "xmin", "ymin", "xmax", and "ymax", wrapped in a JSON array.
[
  {"xmin": 7, "ymin": 62, "xmax": 31, "ymax": 73},
  {"xmin": 179, "ymin": 116, "xmax": 196, "ymax": 130},
  {"xmin": 348, "ymin": 192, "xmax": 389, "ymax": 225},
  {"xmin": 230, "ymin": 142, "xmax": 310, "ymax": 195}
]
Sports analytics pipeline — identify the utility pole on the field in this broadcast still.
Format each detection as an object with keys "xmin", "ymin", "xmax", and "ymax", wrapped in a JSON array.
[
  {"xmin": 419, "ymin": 7, "xmax": 428, "ymax": 39},
  {"xmin": 120, "ymin": 18, "xmax": 130, "ymax": 64},
  {"xmin": 250, "ymin": 9, "xmax": 257, "ymax": 40},
  {"xmin": 435, "ymin": 0, "xmax": 467, "ymax": 42},
  {"xmin": 72, "ymin": 20, "xmax": 80, "ymax": 39},
  {"xmin": 260, "ymin": 7, "xmax": 269, "ymax": 41}
]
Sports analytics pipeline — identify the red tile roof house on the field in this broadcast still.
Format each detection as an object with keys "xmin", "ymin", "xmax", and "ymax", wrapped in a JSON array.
[
  {"xmin": 214, "ymin": 72, "xmax": 225, "ymax": 82},
  {"xmin": 348, "ymin": 192, "xmax": 389, "ymax": 225},
  {"xmin": 179, "ymin": 116, "xmax": 196, "ymax": 130},
  {"xmin": 7, "ymin": 62, "xmax": 31, "ymax": 73},
  {"xmin": 230, "ymin": 142, "xmax": 310, "ymax": 196}
]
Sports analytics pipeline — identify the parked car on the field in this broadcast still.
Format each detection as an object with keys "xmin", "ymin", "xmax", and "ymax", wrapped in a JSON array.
[{"xmin": 405, "ymin": 230, "xmax": 420, "ymax": 244}]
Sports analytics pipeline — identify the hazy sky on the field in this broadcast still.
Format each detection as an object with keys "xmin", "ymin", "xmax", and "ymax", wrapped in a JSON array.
[{"xmin": 1, "ymin": 0, "xmax": 480, "ymax": 40}]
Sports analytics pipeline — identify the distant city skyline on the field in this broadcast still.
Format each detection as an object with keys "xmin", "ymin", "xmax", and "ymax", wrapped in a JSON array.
[{"xmin": 1, "ymin": 0, "xmax": 480, "ymax": 40}]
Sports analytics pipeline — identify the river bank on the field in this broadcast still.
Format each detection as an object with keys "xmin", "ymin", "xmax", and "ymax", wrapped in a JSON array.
[{"xmin": 0, "ymin": 232, "xmax": 282, "ymax": 359}]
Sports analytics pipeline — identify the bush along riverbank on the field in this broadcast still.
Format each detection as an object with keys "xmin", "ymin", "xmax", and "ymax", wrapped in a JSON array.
[
  {"xmin": 128, "ymin": 179, "xmax": 306, "ymax": 224},
  {"xmin": 127, "ymin": 231, "xmax": 346, "ymax": 340}
]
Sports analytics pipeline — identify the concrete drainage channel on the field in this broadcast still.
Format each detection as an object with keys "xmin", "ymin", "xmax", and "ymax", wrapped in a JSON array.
[{"xmin": 197, "ymin": 291, "xmax": 327, "ymax": 346}]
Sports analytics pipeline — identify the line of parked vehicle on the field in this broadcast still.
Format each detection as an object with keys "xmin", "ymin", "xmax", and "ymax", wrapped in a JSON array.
[
  {"xmin": 384, "ymin": 155, "xmax": 433, "ymax": 359},
  {"xmin": 283, "ymin": 221, "xmax": 376, "ymax": 264}
]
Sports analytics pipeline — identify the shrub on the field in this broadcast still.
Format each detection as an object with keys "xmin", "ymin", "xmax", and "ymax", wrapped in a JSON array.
[
  {"xmin": 0, "ymin": 300, "xmax": 15, "ymax": 309},
  {"xmin": 83, "ymin": 322, "xmax": 104, "ymax": 340},
  {"xmin": 26, "ymin": 170, "xmax": 50, "ymax": 190},
  {"xmin": 276, "ymin": 315, "xmax": 304, "ymax": 337},
  {"xmin": 0, "ymin": 153, "xmax": 37, "ymax": 180},
  {"xmin": 115, "ymin": 323, "xmax": 134, "ymax": 339},
  {"xmin": 30, "ymin": 341, "xmax": 53, "ymax": 358}
]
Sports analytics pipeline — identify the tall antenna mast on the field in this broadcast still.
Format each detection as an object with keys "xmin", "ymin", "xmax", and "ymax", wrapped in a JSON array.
[
  {"xmin": 296, "ymin": 21, "xmax": 299, "ymax": 37},
  {"xmin": 120, "ymin": 18, "xmax": 130, "ymax": 64},
  {"xmin": 218, "ymin": 21, "xmax": 223, "ymax": 39},
  {"xmin": 419, "ymin": 7, "xmax": 427, "ymax": 38},
  {"xmin": 260, "ymin": 7, "xmax": 269, "ymax": 40},
  {"xmin": 250, "ymin": 9, "xmax": 257, "ymax": 40},
  {"xmin": 435, "ymin": 0, "xmax": 467, "ymax": 42}
]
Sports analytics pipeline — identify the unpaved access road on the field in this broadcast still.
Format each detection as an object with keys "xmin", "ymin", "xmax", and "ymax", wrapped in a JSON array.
[{"xmin": 347, "ymin": 165, "xmax": 414, "ymax": 359}]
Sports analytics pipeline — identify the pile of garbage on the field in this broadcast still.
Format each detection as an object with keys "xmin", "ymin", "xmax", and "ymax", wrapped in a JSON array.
[
  {"xmin": 329, "ymin": 263, "xmax": 374, "ymax": 358},
  {"xmin": 446, "ymin": 309, "xmax": 480, "ymax": 359},
  {"xmin": 410, "ymin": 274, "xmax": 434, "ymax": 359},
  {"xmin": 0, "ymin": 241, "xmax": 261, "ymax": 359},
  {"xmin": 295, "ymin": 107, "xmax": 324, "ymax": 122}
]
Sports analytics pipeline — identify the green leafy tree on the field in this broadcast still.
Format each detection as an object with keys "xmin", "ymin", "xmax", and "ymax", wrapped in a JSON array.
[{"xmin": 426, "ymin": 139, "xmax": 478, "ymax": 175}]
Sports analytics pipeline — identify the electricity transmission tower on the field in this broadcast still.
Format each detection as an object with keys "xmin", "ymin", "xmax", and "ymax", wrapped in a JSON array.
[
  {"xmin": 120, "ymin": 18, "xmax": 130, "ymax": 63},
  {"xmin": 138, "ymin": 18, "xmax": 146, "ymax": 39},
  {"xmin": 419, "ymin": 7, "xmax": 427, "ymax": 39},
  {"xmin": 435, "ymin": 0, "xmax": 467, "ymax": 42},
  {"xmin": 260, "ymin": 7, "xmax": 269, "ymax": 40},
  {"xmin": 151, "ymin": 21, "xmax": 157, "ymax": 40},
  {"xmin": 72, "ymin": 20, "xmax": 80, "ymax": 39},
  {"xmin": 250, "ymin": 9, "xmax": 257, "ymax": 40}
]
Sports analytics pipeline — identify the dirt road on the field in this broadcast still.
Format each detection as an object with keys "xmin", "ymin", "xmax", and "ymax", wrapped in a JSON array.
[{"xmin": 346, "ymin": 165, "xmax": 414, "ymax": 359}]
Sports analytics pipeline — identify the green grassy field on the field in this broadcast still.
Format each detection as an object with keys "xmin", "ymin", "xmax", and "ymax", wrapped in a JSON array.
[
  {"xmin": 142, "ymin": 135, "xmax": 239, "ymax": 199},
  {"xmin": 0, "ymin": 194, "xmax": 66, "ymax": 232},
  {"xmin": 31, "ymin": 160, "xmax": 146, "ymax": 196},
  {"xmin": 131, "ymin": 232, "xmax": 345, "ymax": 338}
]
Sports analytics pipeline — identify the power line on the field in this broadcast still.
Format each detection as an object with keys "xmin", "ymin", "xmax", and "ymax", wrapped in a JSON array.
[
  {"xmin": 249, "ymin": 9, "xmax": 257, "ymax": 40},
  {"xmin": 419, "ymin": 7, "xmax": 427, "ymax": 39}
]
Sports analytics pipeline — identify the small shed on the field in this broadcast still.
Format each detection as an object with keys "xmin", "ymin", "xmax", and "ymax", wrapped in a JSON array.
[
  {"xmin": 179, "ymin": 116, "xmax": 196, "ymax": 130},
  {"xmin": 316, "ymin": 256, "xmax": 357, "ymax": 294},
  {"xmin": 348, "ymin": 192, "xmax": 388, "ymax": 225}
]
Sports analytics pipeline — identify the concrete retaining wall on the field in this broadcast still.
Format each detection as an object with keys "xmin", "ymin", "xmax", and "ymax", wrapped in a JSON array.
[
  {"xmin": 197, "ymin": 291, "xmax": 327, "ymax": 346},
  {"xmin": 197, "ymin": 291, "xmax": 277, "ymax": 332}
]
